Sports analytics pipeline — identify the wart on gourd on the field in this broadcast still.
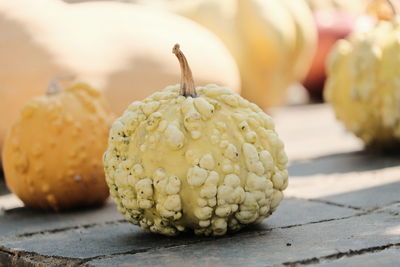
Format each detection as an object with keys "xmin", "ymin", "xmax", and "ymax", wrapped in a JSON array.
[{"xmin": 104, "ymin": 44, "xmax": 288, "ymax": 236}]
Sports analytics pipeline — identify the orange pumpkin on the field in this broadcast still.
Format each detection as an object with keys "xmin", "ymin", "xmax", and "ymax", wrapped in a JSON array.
[{"xmin": 2, "ymin": 80, "xmax": 111, "ymax": 210}]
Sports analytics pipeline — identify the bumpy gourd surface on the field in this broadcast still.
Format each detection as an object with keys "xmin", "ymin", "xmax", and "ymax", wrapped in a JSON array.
[
  {"xmin": 325, "ymin": 18, "xmax": 400, "ymax": 147},
  {"xmin": 104, "ymin": 85, "xmax": 288, "ymax": 236},
  {"xmin": 3, "ymin": 83, "xmax": 110, "ymax": 211}
]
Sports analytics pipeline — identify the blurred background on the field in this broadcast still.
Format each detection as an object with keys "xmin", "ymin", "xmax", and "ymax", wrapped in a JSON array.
[
  {"xmin": 0, "ymin": 0, "xmax": 398, "ymax": 171},
  {"xmin": 62, "ymin": 0, "xmax": 376, "ymax": 101}
]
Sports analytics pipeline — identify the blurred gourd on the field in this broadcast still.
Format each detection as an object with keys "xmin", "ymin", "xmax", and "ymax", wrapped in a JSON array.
[
  {"xmin": 305, "ymin": 0, "xmax": 366, "ymax": 14},
  {"xmin": 280, "ymin": 0, "xmax": 319, "ymax": 82},
  {"xmin": 2, "ymin": 80, "xmax": 111, "ymax": 210},
  {"xmin": 303, "ymin": 8, "xmax": 357, "ymax": 98},
  {"xmin": 137, "ymin": 0, "xmax": 317, "ymax": 109},
  {"xmin": 303, "ymin": 0, "xmax": 381, "ymax": 99},
  {"xmin": 0, "ymin": 0, "xmax": 240, "ymax": 162},
  {"xmin": 325, "ymin": 0, "xmax": 400, "ymax": 149}
]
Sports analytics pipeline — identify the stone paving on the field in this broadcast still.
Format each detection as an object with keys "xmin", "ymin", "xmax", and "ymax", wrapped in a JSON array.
[{"xmin": 0, "ymin": 104, "xmax": 399, "ymax": 266}]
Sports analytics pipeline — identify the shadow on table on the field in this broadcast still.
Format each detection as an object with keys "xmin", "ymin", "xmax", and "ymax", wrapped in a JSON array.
[
  {"xmin": 0, "ymin": 175, "xmax": 10, "ymax": 196},
  {"xmin": 288, "ymin": 150, "xmax": 400, "ymax": 176},
  {"xmin": 112, "ymin": 221, "xmax": 269, "ymax": 248}
]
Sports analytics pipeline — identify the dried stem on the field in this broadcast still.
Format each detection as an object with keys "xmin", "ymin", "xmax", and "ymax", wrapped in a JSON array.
[
  {"xmin": 367, "ymin": 0, "xmax": 398, "ymax": 20},
  {"xmin": 172, "ymin": 44, "xmax": 197, "ymax": 97},
  {"xmin": 386, "ymin": 0, "xmax": 397, "ymax": 16}
]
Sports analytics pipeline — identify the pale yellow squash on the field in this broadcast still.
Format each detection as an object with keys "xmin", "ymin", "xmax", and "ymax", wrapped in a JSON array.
[
  {"xmin": 280, "ymin": 0, "xmax": 318, "ymax": 81},
  {"xmin": 325, "ymin": 11, "xmax": 400, "ymax": 148},
  {"xmin": 104, "ymin": 45, "xmax": 288, "ymax": 236}
]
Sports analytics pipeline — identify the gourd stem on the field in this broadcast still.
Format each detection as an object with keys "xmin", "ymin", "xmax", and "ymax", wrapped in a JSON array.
[
  {"xmin": 386, "ymin": 0, "xmax": 397, "ymax": 16},
  {"xmin": 46, "ymin": 74, "xmax": 75, "ymax": 95},
  {"xmin": 172, "ymin": 44, "xmax": 197, "ymax": 97}
]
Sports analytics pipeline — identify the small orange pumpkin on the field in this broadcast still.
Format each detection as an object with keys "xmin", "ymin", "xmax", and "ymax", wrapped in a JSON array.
[{"xmin": 2, "ymin": 79, "xmax": 111, "ymax": 211}]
